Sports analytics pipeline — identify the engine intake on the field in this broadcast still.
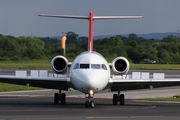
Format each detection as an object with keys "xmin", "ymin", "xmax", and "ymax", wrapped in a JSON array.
[
  {"xmin": 51, "ymin": 55, "xmax": 68, "ymax": 74},
  {"xmin": 112, "ymin": 57, "xmax": 129, "ymax": 75}
]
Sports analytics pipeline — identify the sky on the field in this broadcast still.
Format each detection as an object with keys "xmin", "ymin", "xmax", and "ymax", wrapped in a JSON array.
[{"xmin": 0, "ymin": 0, "xmax": 180, "ymax": 37}]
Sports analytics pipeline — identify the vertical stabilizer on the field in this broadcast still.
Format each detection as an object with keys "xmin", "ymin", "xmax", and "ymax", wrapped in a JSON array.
[{"xmin": 88, "ymin": 11, "xmax": 94, "ymax": 52}]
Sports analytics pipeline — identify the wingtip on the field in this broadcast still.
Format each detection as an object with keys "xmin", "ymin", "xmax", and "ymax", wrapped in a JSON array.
[{"xmin": 142, "ymin": 16, "xmax": 145, "ymax": 18}]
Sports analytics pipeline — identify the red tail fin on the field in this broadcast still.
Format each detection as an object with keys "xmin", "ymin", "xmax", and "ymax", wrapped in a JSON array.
[{"xmin": 89, "ymin": 11, "xmax": 93, "ymax": 52}]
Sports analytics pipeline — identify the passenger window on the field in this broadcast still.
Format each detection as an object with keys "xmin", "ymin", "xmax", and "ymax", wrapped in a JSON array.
[
  {"xmin": 73, "ymin": 63, "xmax": 79, "ymax": 69},
  {"xmin": 80, "ymin": 64, "xmax": 89, "ymax": 69},
  {"xmin": 91, "ymin": 64, "xmax": 100, "ymax": 69},
  {"xmin": 102, "ymin": 64, "xmax": 107, "ymax": 70}
]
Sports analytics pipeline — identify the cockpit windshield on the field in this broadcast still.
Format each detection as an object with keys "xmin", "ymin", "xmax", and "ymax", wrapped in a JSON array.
[
  {"xmin": 73, "ymin": 63, "xmax": 107, "ymax": 70},
  {"xmin": 80, "ymin": 64, "xmax": 90, "ymax": 69},
  {"xmin": 91, "ymin": 64, "xmax": 100, "ymax": 69}
]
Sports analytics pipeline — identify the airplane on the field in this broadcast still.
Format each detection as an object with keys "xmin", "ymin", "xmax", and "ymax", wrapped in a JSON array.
[{"xmin": 0, "ymin": 11, "xmax": 180, "ymax": 108}]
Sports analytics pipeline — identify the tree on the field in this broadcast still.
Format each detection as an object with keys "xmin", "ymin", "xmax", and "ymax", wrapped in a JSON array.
[
  {"xmin": 78, "ymin": 36, "xmax": 88, "ymax": 42},
  {"xmin": 127, "ymin": 40, "xmax": 138, "ymax": 48},
  {"xmin": 162, "ymin": 35, "xmax": 179, "ymax": 43},
  {"xmin": 17, "ymin": 36, "xmax": 46, "ymax": 59},
  {"xmin": 0, "ymin": 36, "xmax": 20, "ymax": 60},
  {"xmin": 66, "ymin": 31, "xmax": 79, "ymax": 44},
  {"xmin": 128, "ymin": 33, "xmax": 138, "ymax": 40}
]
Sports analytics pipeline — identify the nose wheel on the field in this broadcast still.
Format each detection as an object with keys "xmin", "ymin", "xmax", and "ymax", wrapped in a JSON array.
[
  {"xmin": 85, "ymin": 100, "xmax": 94, "ymax": 108},
  {"xmin": 85, "ymin": 90, "xmax": 94, "ymax": 108}
]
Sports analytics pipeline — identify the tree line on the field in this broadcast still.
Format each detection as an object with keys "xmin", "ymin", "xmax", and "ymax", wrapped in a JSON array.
[{"xmin": 0, "ymin": 32, "xmax": 180, "ymax": 64}]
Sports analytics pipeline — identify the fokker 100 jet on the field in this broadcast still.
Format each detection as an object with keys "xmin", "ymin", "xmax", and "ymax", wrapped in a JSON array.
[{"xmin": 0, "ymin": 11, "xmax": 180, "ymax": 108}]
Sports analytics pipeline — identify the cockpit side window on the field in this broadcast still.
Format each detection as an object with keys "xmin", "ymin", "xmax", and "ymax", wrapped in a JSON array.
[
  {"xmin": 73, "ymin": 63, "xmax": 79, "ymax": 69},
  {"xmin": 102, "ymin": 64, "xmax": 107, "ymax": 70},
  {"xmin": 80, "ymin": 64, "xmax": 89, "ymax": 69},
  {"xmin": 91, "ymin": 64, "xmax": 100, "ymax": 69}
]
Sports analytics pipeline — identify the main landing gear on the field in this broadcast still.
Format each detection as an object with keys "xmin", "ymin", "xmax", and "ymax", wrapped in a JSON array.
[
  {"xmin": 113, "ymin": 89, "xmax": 125, "ymax": 105},
  {"xmin": 113, "ymin": 94, "xmax": 125, "ymax": 105},
  {"xmin": 85, "ymin": 90, "xmax": 94, "ymax": 108},
  {"xmin": 54, "ymin": 90, "xmax": 66, "ymax": 105},
  {"xmin": 53, "ymin": 89, "xmax": 124, "ymax": 107}
]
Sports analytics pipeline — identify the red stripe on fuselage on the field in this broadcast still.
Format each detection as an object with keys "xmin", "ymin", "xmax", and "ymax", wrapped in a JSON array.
[{"xmin": 89, "ymin": 11, "xmax": 94, "ymax": 52}]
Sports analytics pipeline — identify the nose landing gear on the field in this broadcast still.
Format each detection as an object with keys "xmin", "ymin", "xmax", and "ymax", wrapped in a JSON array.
[
  {"xmin": 85, "ymin": 90, "xmax": 94, "ymax": 108},
  {"xmin": 85, "ymin": 100, "xmax": 94, "ymax": 108}
]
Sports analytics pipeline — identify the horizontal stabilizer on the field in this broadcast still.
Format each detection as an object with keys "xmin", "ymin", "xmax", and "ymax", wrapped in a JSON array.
[
  {"xmin": 38, "ymin": 14, "xmax": 144, "ymax": 20},
  {"xmin": 38, "ymin": 14, "xmax": 89, "ymax": 19},
  {"xmin": 93, "ymin": 16, "xmax": 144, "ymax": 19}
]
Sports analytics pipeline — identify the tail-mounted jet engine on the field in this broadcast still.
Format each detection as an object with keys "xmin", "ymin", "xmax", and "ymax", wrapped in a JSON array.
[
  {"xmin": 51, "ymin": 55, "xmax": 68, "ymax": 74},
  {"xmin": 112, "ymin": 57, "xmax": 130, "ymax": 75}
]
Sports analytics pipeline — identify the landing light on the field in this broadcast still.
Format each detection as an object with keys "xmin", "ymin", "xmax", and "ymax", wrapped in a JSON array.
[{"xmin": 89, "ymin": 90, "xmax": 94, "ymax": 96}]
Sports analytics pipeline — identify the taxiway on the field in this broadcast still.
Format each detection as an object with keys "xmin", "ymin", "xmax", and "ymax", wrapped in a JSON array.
[{"xmin": 0, "ymin": 87, "xmax": 180, "ymax": 120}]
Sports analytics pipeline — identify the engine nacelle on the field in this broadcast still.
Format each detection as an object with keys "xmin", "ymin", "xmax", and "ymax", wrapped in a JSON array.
[
  {"xmin": 51, "ymin": 55, "xmax": 68, "ymax": 74},
  {"xmin": 112, "ymin": 57, "xmax": 130, "ymax": 75}
]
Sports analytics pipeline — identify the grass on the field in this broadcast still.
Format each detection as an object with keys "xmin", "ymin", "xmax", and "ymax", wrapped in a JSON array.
[
  {"xmin": 0, "ymin": 59, "xmax": 50, "ymax": 69},
  {"xmin": 0, "ymin": 83, "xmax": 41, "ymax": 92},
  {"xmin": 141, "ymin": 97, "xmax": 180, "ymax": 102},
  {"xmin": 130, "ymin": 64, "xmax": 180, "ymax": 70}
]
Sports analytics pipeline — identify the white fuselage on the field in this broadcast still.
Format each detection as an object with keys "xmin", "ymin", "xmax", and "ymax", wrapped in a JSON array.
[{"xmin": 70, "ymin": 51, "xmax": 110, "ymax": 94}]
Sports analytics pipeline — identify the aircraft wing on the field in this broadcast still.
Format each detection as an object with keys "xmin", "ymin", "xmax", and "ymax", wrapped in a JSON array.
[
  {"xmin": 0, "ymin": 70, "xmax": 71, "ymax": 90},
  {"xmin": 109, "ymin": 72, "xmax": 180, "ymax": 91}
]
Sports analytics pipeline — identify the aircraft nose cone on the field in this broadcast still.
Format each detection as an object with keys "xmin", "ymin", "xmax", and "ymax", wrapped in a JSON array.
[
  {"xmin": 82, "ymin": 72, "xmax": 98, "ymax": 89},
  {"xmin": 72, "ymin": 69, "xmax": 109, "ymax": 94},
  {"xmin": 74, "ymin": 70, "xmax": 100, "ymax": 92},
  {"xmin": 82, "ymin": 71, "xmax": 109, "ymax": 93}
]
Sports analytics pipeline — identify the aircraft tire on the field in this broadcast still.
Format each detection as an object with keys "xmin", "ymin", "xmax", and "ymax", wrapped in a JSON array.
[
  {"xmin": 89, "ymin": 101, "xmax": 94, "ymax": 108},
  {"xmin": 85, "ymin": 101, "xmax": 89, "ymax": 108},
  {"xmin": 119, "ymin": 94, "xmax": 125, "ymax": 105},
  {"xmin": 113, "ymin": 94, "xmax": 118, "ymax": 105},
  {"xmin": 61, "ymin": 93, "xmax": 66, "ymax": 105},
  {"xmin": 54, "ymin": 93, "xmax": 59, "ymax": 105}
]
